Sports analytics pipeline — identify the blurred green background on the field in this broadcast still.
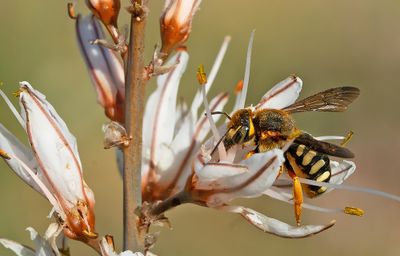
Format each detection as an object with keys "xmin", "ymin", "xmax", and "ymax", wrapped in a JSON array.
[{"xmin": 1, "ymin": 0, "xmax": 400, "ymax": 255}]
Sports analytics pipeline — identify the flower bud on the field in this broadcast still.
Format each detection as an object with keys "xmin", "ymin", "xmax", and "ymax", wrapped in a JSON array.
[
  {"xmin": 160, "ymin": 0, "xmax": 201, "ymax": 57},
  {"xmin": 86, "ymin": 0, "xmax": 121, "ymax": 41},
  {"xmin": 86, "ymin": 0, "xmax": 120, "ymax": 27},
  {"xmin": 76, "ymin": 15, "xmax": 125, "ymax": 123}
]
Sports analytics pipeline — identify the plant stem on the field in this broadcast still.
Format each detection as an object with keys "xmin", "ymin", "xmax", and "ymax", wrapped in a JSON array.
[
  {"xmin": 123, "ymin": 0, "xmax": 148, "ymax": 252},
  {"xmin": 86, "ymin": 238, "xmax": 102, "ymax": 255},
  {"xmin": 150, "ymin": 190, "xmax": 192, "ymax": 217}
]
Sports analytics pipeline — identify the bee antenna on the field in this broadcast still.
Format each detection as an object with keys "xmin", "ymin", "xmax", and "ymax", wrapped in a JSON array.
[
  {"xmin": 210, "ymin": 128, "xmax": 232, "ymax": 156},
  {"xmin": 205, "ymin": 111, "xmax": 232, "ymax": 120}
]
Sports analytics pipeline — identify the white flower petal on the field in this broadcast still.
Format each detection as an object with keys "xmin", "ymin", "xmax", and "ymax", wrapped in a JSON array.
[
  {"xmin": 327, "ymin": 160, "xmax": 356, "ymax": 193},
  {"xmin": 154, "ymin": 93, "xmax": 228, "ymax": 195},
  {"xmin": 43, "ymin": 223, "xmax": 63, "ymax": 255},
  {"xmin": 0, "ymin": 123, "xmax": 45, "ymax": 196},
  {"xmin": 197, "ymin": 149, "xmax": 284, "ymax": 207},
  {"xmin": 6, "ymin": 150, "xmax": 64, "ymax": 218},
  {"xmin": 190, "ymin": 37, "xmax": 230, "ymax": 122},
  {"xmin": 99, "ymin": 237, "xmax": 144, "ymax": 256},
  {"xmin": 236, "ymin": 30, "xmax": 255, "ymax": 110},
  {"xmin": 142, "ymin": 51, "xmax": 188, "ymax": 175},
  {"xmin": 196, "ymin": 162, "xmax": 248, "ymax": 181},
  {"xmin": 19, "ymin": 82, "xmax": 88, "ymax": 205},
  {"xmin": 0, "ymin": 239, "xmax": 35, "ymax": 256},
  {"xmin": 27, "ymin": 227, "xmax": 58, "ymax": 256},
  {"xmin": 76, "ymin": 15, "xmax": 125, "ymax": 122},
  {"xmin": 163, "ymin": 0, "xmax": 201, "ymax": 26},
  {"xmin": 255, "ymin": 76, "xmax": 302, "ymax": 110},
  {"xmin": 141, "ymin": 92, "xmax": 228, "ymax": 201},
  {"xmin": 222, "ymin": 205, "xmax": 335, "ymax": 238},
  {"xmin": 173, "ymin": 100, "xmax": 189, "ymax": 136}
]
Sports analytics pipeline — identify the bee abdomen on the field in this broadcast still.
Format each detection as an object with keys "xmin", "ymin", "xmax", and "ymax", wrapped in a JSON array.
[{"xmin": 286, "ymin": 143, "xmax": 331, "ymax": 197}]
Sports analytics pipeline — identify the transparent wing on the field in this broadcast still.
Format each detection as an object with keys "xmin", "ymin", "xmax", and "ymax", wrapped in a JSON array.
[{"xmin": 283, "ymin": 87, "xmax": 360, "ymax": 113}]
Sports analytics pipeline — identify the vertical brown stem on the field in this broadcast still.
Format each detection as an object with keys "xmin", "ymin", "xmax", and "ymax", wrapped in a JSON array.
[{"xmin": 123, "ymin": 0, "xmax": 148, "ymax": 252}]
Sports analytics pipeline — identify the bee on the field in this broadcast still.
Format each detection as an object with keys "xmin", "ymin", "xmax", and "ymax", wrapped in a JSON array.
[{"xmin": 213, "ymin": 85, "xmax": 360, "ymax": 225}]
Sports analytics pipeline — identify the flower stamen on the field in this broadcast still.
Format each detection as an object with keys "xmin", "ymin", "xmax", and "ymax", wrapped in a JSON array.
[
  {"xmin": 197, "ymin": 65, "xmax": 227, "ymax": 160},
  {"xmin": 341, "ymin": 131, "xmax": 354, "ymax": 146},
  {"xmin": 344, "ymin": 206, "xmax": 364, "ymax": 216},
  {"xmin": 0, "ymin": 88, "xmax": 24, "ymax": 127}
]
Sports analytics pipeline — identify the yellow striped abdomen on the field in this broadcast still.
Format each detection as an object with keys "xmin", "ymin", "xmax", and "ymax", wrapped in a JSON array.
[{"xmin": 285, "ymin": 143, "xmax": 331, "ymax": 198}]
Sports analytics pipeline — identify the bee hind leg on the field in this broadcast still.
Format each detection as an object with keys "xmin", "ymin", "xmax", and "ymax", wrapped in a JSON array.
[{"xmin": 287, "ymin": 168, "xmax": 303, "ymax": 226}]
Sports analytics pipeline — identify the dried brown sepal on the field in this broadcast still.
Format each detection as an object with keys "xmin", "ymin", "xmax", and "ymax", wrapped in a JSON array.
[
  {"xmin": 103, "ymin": 121, "xmax": 131, "ymax": 149},
  {"xmin": 67, "ymin": 2, "xmax": 77, "ymax": 19},
  {"xmin": 126, "ymin": 1, "xmax": 149, "ymax": 21},
  {"xmin": 105, "ymin": 235, "xmax": 115, "ymax": 251}
]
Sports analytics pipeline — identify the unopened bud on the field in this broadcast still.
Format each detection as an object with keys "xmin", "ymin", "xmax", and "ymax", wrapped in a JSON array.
[
  {"xmin": 86, "ymin": 0, "xmax": 120, "ymax": 26},
  {"xmin": 67, "ymin": 2, "xmax": 77, "ymax": 19},
  {"xmin": 86, "ymin": 0, "xmax": 120, "ymax": 42},
  {"xmin": 160, "ymin": 0, "xmax": 202, "ymax": 57}
]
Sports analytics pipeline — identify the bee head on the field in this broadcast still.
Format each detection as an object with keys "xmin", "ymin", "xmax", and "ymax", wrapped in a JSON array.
[{"xmin": 223, "ymin": 109, "xmax": 256, "ymax": 150}]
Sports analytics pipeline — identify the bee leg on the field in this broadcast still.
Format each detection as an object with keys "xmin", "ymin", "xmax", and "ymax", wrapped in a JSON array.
[
  {"xmin": 244, "ymin": 146, "xmax": 259, "ymax": 159},
  {"xmin": 275, "ymin": 165, "xmax": 284, "ymax": 179},
  {"xmin": 287, "ymin": 169, "xmax": 303, "ymax": 226},
  {"xmin": 245, "ymin": 150, "xmax": 256, "ymax": 159}
]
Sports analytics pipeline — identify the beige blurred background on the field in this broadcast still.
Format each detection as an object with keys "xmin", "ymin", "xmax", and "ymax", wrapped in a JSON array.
[{"xmin": 1, "ymin": 0, "xmax": 400, "ymax": 255}]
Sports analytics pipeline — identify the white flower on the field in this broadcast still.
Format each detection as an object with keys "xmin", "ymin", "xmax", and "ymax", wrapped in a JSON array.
[
  {"xmin": 0, "ymin": 82, "xmax": 97, "ymax": 240},
  {"xmin": 140, "ymin": 34, "xmax": 336, "ymax": 238},
  {"xmin": 0, "ymin": 224, "xmax": 63, "ymax": 256},
  {"xmin": 141, "ymin": 38, "xmax": 229, "ymax": 202}
]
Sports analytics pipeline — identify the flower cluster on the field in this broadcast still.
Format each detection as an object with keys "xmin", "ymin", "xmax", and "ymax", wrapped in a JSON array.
[{"xmin": 75, "ymin": 6, "xmax": 361, "ymax": 236}]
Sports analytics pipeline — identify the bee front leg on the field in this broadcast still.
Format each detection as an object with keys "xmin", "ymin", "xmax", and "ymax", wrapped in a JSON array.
[{"xmin": 287, "ymin": 169, "xmax": 303, "ymax": 226}]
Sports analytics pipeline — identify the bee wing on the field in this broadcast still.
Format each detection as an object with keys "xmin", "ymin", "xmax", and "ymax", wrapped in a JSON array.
[
  {"xmin": 294, "ymin": 133, "xmax": 355, "ymax": 158},
  {"xmin": 282, "ymin": 87, "xmax": 360, "ymax": 113},
  {"xmin": 255, "ymin": 76, "xmax": 303, "ymax": 110}
]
